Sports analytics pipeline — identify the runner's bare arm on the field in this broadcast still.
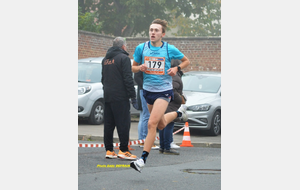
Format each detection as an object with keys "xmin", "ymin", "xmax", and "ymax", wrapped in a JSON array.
[
  {"xmin": 132, "ymin": 60, "xmax": 141, "ymax": 73},
  {"xmin": 132, "ymin": 60, "xmax": 147, "ymax": 73},
  {"xmin": 179, "ymin": 56, "xmax": 190, "ymax": 70}
]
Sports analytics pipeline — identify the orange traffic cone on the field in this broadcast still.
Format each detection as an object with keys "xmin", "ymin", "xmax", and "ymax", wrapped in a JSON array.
[{"xmin": 180, "ymin": 122, "xmax": 194, "ymax": 147}]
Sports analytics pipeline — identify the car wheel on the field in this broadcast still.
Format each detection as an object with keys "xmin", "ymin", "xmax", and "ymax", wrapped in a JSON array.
[
  {"xmin": 208, "ymin": 111, "xmax": 221, "ymax": 136},
  {"xmin": 88, "ymin": 101, "xmax": 104, "ymax": 125}
]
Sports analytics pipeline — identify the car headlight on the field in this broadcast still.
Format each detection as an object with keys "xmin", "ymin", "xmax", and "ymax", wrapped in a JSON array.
[
  {"xmin": 78, "ymin": 86, "xmax": 92, "ymax": 95},
  {"xmin": 188, "ymin": 104, "xmax": 211, "ymax": 111}
]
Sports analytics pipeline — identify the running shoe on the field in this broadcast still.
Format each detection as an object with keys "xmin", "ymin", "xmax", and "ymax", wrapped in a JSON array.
[
  {"xmin": 105, "ymin": 150, "xmax": 117, "ymax": 159},
  {"xmin": 140, "ymin": 143, "xmax": 159, "ymax": 149},
  {"xmin": 170, "ymin": 142, "xmax": 180, "ymax": 149},
  {"xmin": 117, "ymin": 150, "xmax": 137, "ymax": 160},
  {"xmin": 178, "ymin": 105, "xmax": 188, "ymax": 121},
  {"xmin": 163, "ymin": 149, "xmax": 180, "ymax": 155},
  {"xmin": 139, "ymin": 143, "xmax": 144, "ymax": 147},
  {"xmin": 130, "ymin": 158, "xmax": 145, "ymax": 173}
]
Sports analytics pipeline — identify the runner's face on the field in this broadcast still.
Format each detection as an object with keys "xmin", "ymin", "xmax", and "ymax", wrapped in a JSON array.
[{"xmin": 149, "ymin": 24, "xmax": 165, "ymax": 44}]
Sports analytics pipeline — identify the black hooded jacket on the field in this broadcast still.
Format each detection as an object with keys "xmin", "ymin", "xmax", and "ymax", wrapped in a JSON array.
[{"xmin": 101, "ymin": 46, "xmax": 136, "ymax": 102}]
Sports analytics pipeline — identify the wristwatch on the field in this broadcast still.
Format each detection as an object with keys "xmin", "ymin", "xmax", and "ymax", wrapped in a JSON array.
[{"xmin": 177, "ymin": 65, "xmax": 181, "ymax": 72}]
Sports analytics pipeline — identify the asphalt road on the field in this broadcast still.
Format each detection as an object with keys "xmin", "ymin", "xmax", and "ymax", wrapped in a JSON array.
[{"xmin": 78, "ymin": 142, "xmax": 221, "ymax": 190}]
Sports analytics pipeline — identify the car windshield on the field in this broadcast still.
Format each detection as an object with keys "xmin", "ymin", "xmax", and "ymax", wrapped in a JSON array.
[
  {"xmin": 182, "ymin": 74, "xmax": 221, "ymax": 93},
  {"xmin": 78, "ymin": 62, "xmax": 102, "ymax": 83}
]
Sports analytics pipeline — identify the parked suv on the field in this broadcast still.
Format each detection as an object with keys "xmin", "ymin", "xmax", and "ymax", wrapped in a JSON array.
[{"xmin": 78, "ymin": 57, "xmax": 139, "ymax": 125}]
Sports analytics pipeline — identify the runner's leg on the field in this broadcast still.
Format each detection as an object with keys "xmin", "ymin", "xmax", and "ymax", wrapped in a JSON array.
[
  {"xmin": 157, "ymin": 111, "xmax": 178, "ymax": 130},
  {"xmin": 143, "ymin": 98, "xmax": 169, "ymax": 153}
]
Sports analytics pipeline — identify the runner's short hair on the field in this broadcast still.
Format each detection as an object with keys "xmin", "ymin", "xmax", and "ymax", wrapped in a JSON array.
[{"xmin": 152, "ymin": 19, "xmax": 168, "ymax": 33}]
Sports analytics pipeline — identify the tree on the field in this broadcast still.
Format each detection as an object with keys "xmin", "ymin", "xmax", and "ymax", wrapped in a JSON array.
[
  {"xmin": 78, "ymin": 0, "xmax": 220, "ymax": 37},
  {"xmin": 85, "ymin": 0, "xmax": 175, "ymax": 37},
  {"xmin": 170, "ymin": 0, "xmax": 221, "ymax": 36},
  {"xmin": 78, "ymin": 6, "xmax": 102, "ymax": 33}
]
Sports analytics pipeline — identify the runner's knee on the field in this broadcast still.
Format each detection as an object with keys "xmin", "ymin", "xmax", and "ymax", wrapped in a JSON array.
[{"xmin": 147, "ymin": 120, "xmax": 158, "ymax": 131}]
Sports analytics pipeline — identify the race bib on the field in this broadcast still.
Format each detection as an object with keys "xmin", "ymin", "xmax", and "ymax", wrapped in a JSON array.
[{"xmin": 144, "ymin": 56, "xmax": 165, "ymax": 75}]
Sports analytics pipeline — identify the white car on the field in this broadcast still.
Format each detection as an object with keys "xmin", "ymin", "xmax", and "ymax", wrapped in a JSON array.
[
  {"xmin": 78, "ymin": 57, "xmax": 139, "ymax": 125},
  {"xmin": 174, "ymin": 71, "xmax": 221, "ymax": 136}
]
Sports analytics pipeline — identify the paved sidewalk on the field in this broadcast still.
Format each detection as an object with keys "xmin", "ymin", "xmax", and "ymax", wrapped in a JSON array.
[{"xmin": 78, "ymin": 118, "xmax": 221, "ymax": 148}]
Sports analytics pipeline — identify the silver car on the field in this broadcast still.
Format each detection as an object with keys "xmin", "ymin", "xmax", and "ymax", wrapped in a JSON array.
[
  {"xmin": 78, "ymin": 57, "xmax": 139, "ymax": 125},
  {"xmin": 174, "ymin": 71, "xmax": 221, "ymax": 136}
]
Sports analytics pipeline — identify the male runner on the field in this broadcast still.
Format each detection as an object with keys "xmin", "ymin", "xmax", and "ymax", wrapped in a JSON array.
[{"xmin": 130, "ymin": 19, "xmax": 190, "ymax": 172}]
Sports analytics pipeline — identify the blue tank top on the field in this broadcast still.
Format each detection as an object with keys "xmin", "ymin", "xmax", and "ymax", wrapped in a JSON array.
[
  {"xmin": 141, "ymin": 41, "xmax": 172, "ymax": 92},
  {"xmin": 133, "ymin": 41, "xmax": 184, "ymax": 92}
]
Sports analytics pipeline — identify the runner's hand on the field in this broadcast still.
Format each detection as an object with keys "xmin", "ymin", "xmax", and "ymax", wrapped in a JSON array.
[
  {"xmin": 140, "ymin": 63, "xmax": 147, "ymax": 72},
  {"xmin": 167, "ymin": 67, "xmax": 177, "ymax": 76}
]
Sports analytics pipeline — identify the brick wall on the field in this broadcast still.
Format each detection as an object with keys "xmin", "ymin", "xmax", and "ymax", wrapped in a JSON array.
[{"xmin": 79, "ymin": 30, "xmax": 221, "ymax": 72}]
